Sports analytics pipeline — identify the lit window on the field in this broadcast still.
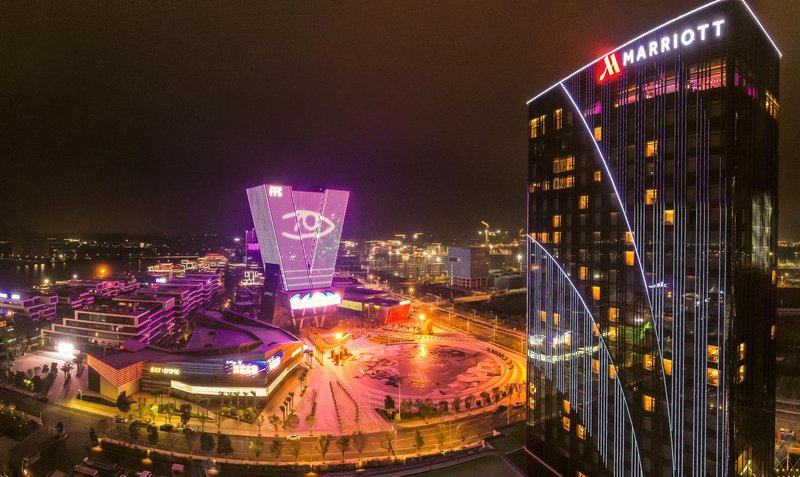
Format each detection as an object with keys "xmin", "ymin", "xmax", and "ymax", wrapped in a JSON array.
[
  {"xmin": 553, "ymin": 232, "xmax": 561, "ymax": 244},
  {"xmin": 553, "ymin": 312, "xmax": 559, "ymax": 326},
  {"xmin": 609, "ymin": 307, "xmax": 618, "ymax": 322},
  {"xmin": 592, "ymin": 359, "xmax": 599, "ymax": 374},
  {"xmin": 578, "ymin": 472, "xmax": 588, "ymax": 477},
  {"xmin": 553, "ymin": 215, "xmax": 561, "ymax": 228},
  {"xmin": 592, "ymin": 323, "xmax": 600, "ymax": 337},
  {"xmin": 771, "ymin": 324, "xmax": 776, "ymax": 340},
  {"xmin": 609, "ymin": 365, "xmax": 617, "ymax": 379},
  {"xmin": 625, "ymin": 251, "xmax": 635, "ymax": 266},
  {"xmin": 646, "ymin": 140, "xmax": 658, "ymax": 157},
  {"xmin": 707, "ymin": 368, "xmax": 719, "ymax": 386},
  {"xmin": 739, "ymin": 342, "xmax": 746, "ymax": 361},
  {"xmin": 553, "ymin": 175, "xmax": 575, "ymax": 189},
  {"xmin": 563, "ymin": 399, "xmax": 570, "ymax": 414},
  {"xmin": 594, "ymin": 126, "xmax": 602, "ymax": 141},
  {"xmin": 542, "ymin": 180, "xmax": 550, "ymax": 191},
  {"xmin": 643, "ymin": 395, "xmax": 655, "ymax": 412},
  {"xmin": 540, "ymin": 310, "xmax": 547, "ymax": 322},
  {"xmin": 530, "ymin": 114, "xmax": 546, "ymax": 138},
  {"xmin": 608, "ymin": 326, "xmax": 617, "ymax": 341},
  {"xmin": 579, "ymin": 267, "xmax": 588, "ymax": 280},
  {"xmin": 643, "ymin": 354, "xmax": 655, "ymax": 371},
  {"xmin": 664, "ymin": 209, "xmax": 675, "ymax": 225},
  {"xmin": 766, "ymin": 90, "xmax": 779, "ymax": 119},
  {"xmin": 592, "ymin": 286, "xmax": 601, "ymax": 301},
  {"xmin": 553, "ymin": 156, "xmax": 575, "ymax": 173},
  {"xmin": 708, "ymin": 345, "xmax": 719, "ymax": 363},
  {"xmin": 645, "ymin": 189, "xmax": 657, "ymax": 205},
  {"xmin": 529, "ymin": 182, "xmax": 540, "ymax": 193},
  {"xmin": 579, "ymin": 195, "xmax": 589, "ymax": 209},
  {"xmin": 576, "ymin": 424, "xmax": 586, "ymax": 440},
  {"xmin": 625, "ymin": 231, "xmax": 634, "ymax": 244},
  {"xmin": 562, "ymin": 416, "xmax": 570, "ymax": 431},
  {"xmin": 738, "ymin": 365, "xmax": 746, "ymax": 383},
  {"xmin": 663, "ymin": 359, "xmax": 672, "ymax": 376},
  {"xmin": 554, "ymin": 108, "xmax": 563, "ymax": 130},
  {"xmin": 594, "ymin": 170, "xmax": 602, "ymax": 182}
]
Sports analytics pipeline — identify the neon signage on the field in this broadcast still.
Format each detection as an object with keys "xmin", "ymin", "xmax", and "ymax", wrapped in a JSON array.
[
  {"xmin": 10, "ymin": 294, "xmax": 20, "ymax": 300},
  {"xmin": 268, "ymin": 186, "xmax": 283, "ymax": 197},
  {"xmin": 621, "ymin": 19, "xmax": 725, "ymax": 67},
  {"xmin": 267, "ymin": 351, "xmax": 284, "ymax": 372},
  {"xmin": 150, "ymin": 366, "xmax": 180, "ymax": 375},
  {"xmin": 0, "ymin": 293, "xmax": 6, "ymax": 299},
  {"xmin": 280, "ymin": 210, "xmax": 336, "ymax": 241},
  {"xmin": 597, "ymin": 53, "xmax": 621, "ymax": 81},
  {"xmin": 289, "ymin": 291, "xmax": 342, "ymax": 310},
  {"xmin": 225, "ymin": 360, "xmax": 265, "ymax": 377}
]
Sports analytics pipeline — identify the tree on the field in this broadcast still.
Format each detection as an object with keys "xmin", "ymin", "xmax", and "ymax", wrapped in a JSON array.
[
  {"xmin": 184, "ymin": 428, "xmax": 198, "ymax": 451},
  {"xmin": 249, "ymin": 438, "xmax": 264, "ymax": 460},
  {"xmin": 200, "ymin": 433, "xmax": 215, "ymax": 453},
  {"xmin": 56, "ymin": 421, "xmax": 64, "ymax": 437},
  {"xmin": 352, "ymin": 430, "xmax": 367, "ymax": 458},
  {"xmin": 437, "ymin": 400, "xmax": 449, "ymax": 414},
  {"xmin": 89, "ymin": 427, "xmax": 99, "ymax": 447},
  {"xmin": 412, "ymin": 429, "xmax": 425, "ymax": 455},
  {"xmin": 285, "ymin": 412, "xmax": 299, "ymax": 433},
  {"xmin": 289, "ymin": 439, "xmax": 301, "ymax": 462},
  {"xmin": 217, "ymin": 434, "xmax": 234, "ymax": 455},
  {"xmin": 335, "ymin": 435, "xmax": 350, "ymax": 458},
  {"xmin": 384, "ymin": 395, "xmax": 395, "ymax": 413},
  {"xmin": 452, "ymin": 396, "xmax": 462, "ymax": 413},
  {"xmin": 61, "ymin": 361, "xmax": 73, "ymax": 379},
  {"xmin": 147, "ymin": 426, "xmax": 159, "ymax": 446},
  {"xmin": 137, "ymin": 398, "xmax": 148, "ymax": 421},
  {"xmin": 117, "ymin": 391, "xmax": 131, "ymax": 414},
  {"xmin": 30, "ymin": 375, "xmax": 42, "ymax": 393},
  {"xmin": 315, "ymin": 434, "xmax": 331, "ymax": 462},
  {"xmin": 128, "ymin": 422, "xmax": 141, "ymax": 443},
  {"xmin": 381, "ymin": 430, "xmax": 396, "ymax": 458},
  {"xmin": 465, "ymin": 395, "xmax": 475, "ymax": 412},
  {"xmin": 480, "ymin": 391, "xmax": 491, "ymax": 406},
  {"xmin": 492, "ymin": 386, "xmax": 501, "ymax": 404},
  {"xmin": 304, "ymin": 413, "xmax": 316, "ymax": 436},
  {"xmin": 299, "ymin": 367, "xmax": 308, "ymax": 393},
  {"xmin": 255, "ymin": 415, "xmax": 264, "ymax": 436},
  {"xmin": 288, "ymin": 391, "xmax": 296, "ymax": 411},
  {"xmin": 269, "ymin": 414, "xmax": 281, "ymax": 436},
  {"xmin": 180, "ymin": 404, "xmax": 192, "ymax": 426},
  {"xmin": 435, "ymin": 424, "xmax": 447, "ymax": 451},
  {"xmin": 457, "ymin": 423, "xmax": 468, "ymax": 447},
  {"xmin": 269, "ymin": 438, "xmax": 283, "ymax": 462}
]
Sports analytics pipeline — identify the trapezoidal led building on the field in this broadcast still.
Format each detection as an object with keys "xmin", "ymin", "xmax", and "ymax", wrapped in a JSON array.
[
  {"xmin": 525, "ymin": 1, "xmax": 779, "ymax": 476},
  {"xmin": 246, "ymin": 184, "xmax": 349, "ymax": 317}
]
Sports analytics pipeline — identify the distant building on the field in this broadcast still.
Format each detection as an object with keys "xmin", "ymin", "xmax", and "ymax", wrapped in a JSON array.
[
  {"xmin": 0, "ymin": 290, "xmax": 57, "ymax": 322},
  {"xmin": 41, "ymin": 294, "xmax": 176, "ymax": 350},
  {"xmin": 447, "ymin": 247, "xmax": 489, "ymax": 290}
]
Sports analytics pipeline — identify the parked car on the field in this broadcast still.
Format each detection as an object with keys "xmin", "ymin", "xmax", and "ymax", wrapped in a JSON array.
[
  {"xmin": 159, "ymin": 423, "xmax": 175, "ymax": 432},
  {"xmin": 286, "ymin": 434, "xmax": 301, "ymax": 441},
  {"xmin": 113, "ymin": 415, "xmax": 128, "ymax": 424}
]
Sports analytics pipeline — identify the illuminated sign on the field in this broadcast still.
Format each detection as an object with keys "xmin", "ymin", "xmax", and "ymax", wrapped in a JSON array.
[
  {"xmin": 225, "ymin": 360, "xmax": 265, "ymax": 377},
  {"xmin": 0, "ymin": 293, "xmax": 6, "ymax": 299},
  {"xmin": 247, "ymin": 243, "xmax": 260, "ymax": 251},
  {"xmin": 246, "ymin": 184, "xmax": 349, "ymax": 291},
  {"xmin": 150, "ymin": 366, "xmax": 180, "ymax": 375},
  {"xmin": 289, "ymin": 291, "xmax": 342, "ymax": 310},
  {"xmin": 597, "ymin": 53, "xmax": 621, "ymax": 81},
  {"xmin": 291, "ymin": 347, "xmax": 302, "ymax": 359},
  {"xmin": 10, "ymin": 294, "xmax": 20, "ymax": 300},
  {"xmin": 620, "ymin": 19, "xmax": 725, "ymax": 67},
  {"xmin": 266, "ymin": 351, "xmax": 284, "ymax": 372}
]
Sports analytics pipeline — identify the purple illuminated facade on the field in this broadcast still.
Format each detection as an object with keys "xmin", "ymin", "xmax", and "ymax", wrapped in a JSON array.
[{"xmin": 246, "ymin": 184, "xmax": 349, "ymax": 293}]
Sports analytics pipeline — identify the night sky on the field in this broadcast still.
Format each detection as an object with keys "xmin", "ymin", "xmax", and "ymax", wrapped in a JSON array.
[{"xmin": 1, "ymin": 1, "xmax": 797, "ymax": 240}]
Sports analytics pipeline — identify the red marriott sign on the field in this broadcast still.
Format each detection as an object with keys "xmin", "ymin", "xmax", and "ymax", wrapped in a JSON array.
[{"xmin": 597, "ymin": 53, "xmax": 621, "ymax": 81}]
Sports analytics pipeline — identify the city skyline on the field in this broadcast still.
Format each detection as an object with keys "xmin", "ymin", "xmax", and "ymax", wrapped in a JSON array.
[{"xmin": 2, "ymin": 0, "xmax": 798, "ymax": 239}]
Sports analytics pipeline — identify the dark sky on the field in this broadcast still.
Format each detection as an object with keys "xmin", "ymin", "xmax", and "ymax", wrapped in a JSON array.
[{"xmin": 1, "ymin": 1, "xmax": 797, "ymax": 240}]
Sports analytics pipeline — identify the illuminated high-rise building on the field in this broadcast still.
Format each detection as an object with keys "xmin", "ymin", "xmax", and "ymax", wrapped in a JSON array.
[{"xmin": 525, "ymin": 1, "xmax": 779, "ymax": 476}]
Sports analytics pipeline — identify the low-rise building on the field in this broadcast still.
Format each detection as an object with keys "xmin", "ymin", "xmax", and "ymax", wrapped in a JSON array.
[
  {"xmin": 0, "ymin": 291, "xmax": 57, "ymax": 321},
  {"xmin": 447, "ymin": 247, "xmax": 489, "ymax": 290}
]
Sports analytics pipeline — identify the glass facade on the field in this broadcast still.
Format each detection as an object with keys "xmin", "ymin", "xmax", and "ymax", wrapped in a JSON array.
[{"xmin": 525, "ymin": 2, "xmax": 779, "ymax": 476}]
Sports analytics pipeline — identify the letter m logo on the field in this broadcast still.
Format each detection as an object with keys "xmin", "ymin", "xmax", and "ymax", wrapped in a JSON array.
[{"xmin": 597, "ymin": 53, "xmax": 621, "ymax": 81}]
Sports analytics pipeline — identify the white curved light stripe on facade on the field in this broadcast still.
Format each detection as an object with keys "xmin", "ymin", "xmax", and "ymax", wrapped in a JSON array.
[
  {"xmin": 559, "ymin": 82, "xmax": 676, "ymax": 461},
  {"xmin": 531, "ymin": 237, "xmax": 646, "ymax": 476}
]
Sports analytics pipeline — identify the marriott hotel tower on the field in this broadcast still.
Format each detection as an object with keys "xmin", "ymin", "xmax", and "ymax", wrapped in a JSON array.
[{"xmin": 525, "ymin": 1, "xmax": 780, "ymax": 476}]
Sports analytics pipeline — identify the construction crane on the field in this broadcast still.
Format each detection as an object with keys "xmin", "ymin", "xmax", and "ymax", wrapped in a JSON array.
[{"xmin": 481, "ymin": 221, "xmax": 490, "ymax": 248}]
